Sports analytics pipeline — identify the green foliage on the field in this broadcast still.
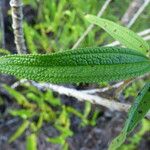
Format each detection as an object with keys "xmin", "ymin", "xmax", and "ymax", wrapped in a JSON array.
[
  {"xmin": 9, "ymin": 109, "xmax": 34, "ymax": 119},
  {"xmin": 3, "ymin": 85, "xmax": 35, "ymax": 108},
  {"xmin": 23, "ymin": 0, "xmax": 103, "ymax": 53},
  {"xmin": 0, "ymin": 47, "xmax": 150, "ymax": 83},
  {"xmin": 9, "ymin": 120, "xmax": 30, "ymax": 143},
  {"xmin": 4, "ymin": 84, "xmax": 96, "ymax": 150},
  {"xmin": 0, "ymin": 48, "xmax": 11, "ymax": 55},
  {"xmin": 124, "ymin": 81, "xmax": 144, "ymax": 98},
  {"xmin": 26, "ymin": 134, "xmax": 37, "ymax": 150},
  {"xmin": 120, "ymin": 119, "xmax": 150, "ymax": 150},
  {"xmin": 109, "ymin": 83, "xmax": 150, "ymax": 150},
  {"xmin": 85, "ymin": 14, "xmax": 149, "ymax": 54}
]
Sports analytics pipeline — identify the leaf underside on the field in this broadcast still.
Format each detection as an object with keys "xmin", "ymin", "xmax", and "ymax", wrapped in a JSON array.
[
  {"xmin": 0, "ymin": 47, "xmax": 150, "ymax": 83},
  {"xmin": 85, "ymin": 15, "xmax": 149, "ymax": 54}
]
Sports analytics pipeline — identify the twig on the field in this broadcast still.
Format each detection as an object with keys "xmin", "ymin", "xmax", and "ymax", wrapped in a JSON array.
[
  {"xmin": 81, "ymin": 81, "xmax": 124, "ymax": 94},
  {"xmin": 138, "ymin": 28, "xmax": 150, "ymax": 36},
  {"xmin": 11, "ymin": 79, "xmax": 130, "ymax": 112},
  {"xmin": 127, "ymin": 0, "xmax": 150, "ymax": 28},
  {"xmin": 115, "ymin": 73, "xmax": 150, "ymax": 100},
  {"xmin": 10, "ymin": 0, "xmax": 27, "ymax": 54},
  {"xmin": 143, "ymin": 35, "xmax": 150, "ymax": 41},
  {"xmin": 0, "ymin": 0, "xmax": 5, "ymax": 48},
  {"xmin": 78, "ymin": 73, "xmax": 150, "ymax": 95},
  {"xmin": 121, "ymin": 0, "xmax": 144, "ymax": 25},
  {"xmin": 72, "ymin": 0, "xmax": 112, "ymax": 49},
  {"xmin": 11, "ymin": 79, "xmax": 150, "ymax": 118}
]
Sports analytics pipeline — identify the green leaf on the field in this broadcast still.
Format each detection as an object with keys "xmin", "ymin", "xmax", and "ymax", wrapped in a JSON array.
[
  {"xmin": 85, "ymin": 14, "xmax": 149, "ymax": 54},
  {"xmin": 47, "ymin": 136, "xmax": 65, "ymax": 145},
  {"xmin": 109, "ymin": 82, "xmax": 150, "ymax": 150},
  {"xmin": 26, "ymin": 133, "xmax": 37, "ymax": 150},
  {"xmin": 0, "ymin": 47, "xmax": 150, "ymax": 83},
  {"xmin": 9, "ymin": 120, "xmax": 30, "ymax": 143},
  {"xmin": 125, "ymin": 82, "xmax": 150, "ymax": 132},
  {"xmin": 0, "ymin": 48, "xmax": 11, "ymax": 55},
  {"xmin": 3, "ymin": 85, "xmax": 35, "ymax": 108},
  {"xmin": 44, "ymin": 90, "xmax": 61, "ymax": 106},
  {"xmin": 67, "ymin": 106, "xmax": 89, "ymax": 126},
  {"xmin": 109, "ymin": 130, "xmax": 127, "ymax": 150},
  {"xmin": 9, "ymin": 109, "xmax": 34, "ymax": 119}
]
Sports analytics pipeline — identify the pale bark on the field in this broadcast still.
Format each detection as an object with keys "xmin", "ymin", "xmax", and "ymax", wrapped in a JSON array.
[{"xmin": 10, "ymin": 0, "xmax": 27, "ymax": 54}]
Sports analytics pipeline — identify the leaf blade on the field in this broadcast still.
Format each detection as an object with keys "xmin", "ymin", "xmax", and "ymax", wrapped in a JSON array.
[
  {"xmin": 0, "ymin": 47, "xmax": 150, "ymax": 83},
  {"xmin": 109, "ymin": 82, "xmax": 150, "ymax": 150},
  {"xmin": 85, "ymin": 14, "xmax": 149, "ymax": 54},
  {"xmin": 9, "ymin": 120, "xmax": 30, "ymax": 143}
]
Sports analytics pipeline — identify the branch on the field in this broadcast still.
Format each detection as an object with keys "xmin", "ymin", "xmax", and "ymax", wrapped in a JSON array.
[
  {"xmin": 81, "ymin": 81, "xmax": 124, "ymax": 94},
  {"xmin": 138, "ymin": 28, "xmax": 150, "ymax": 36},
  {"xmin": 144, "ymin": 35, "xmax": 150, "ymax": 41},
  {"xmin": 10, "ymin": 0, "xmax": 27, "ymax": 54},
  {"xmin": 127, "ymin": 0, "xmax": 150, "ymax": 28},
  {"xmin": 11, "ymin": 79, "xmax": 130, "ymax": 112},
  {"xmin": 121, "ymin": 0, "xmax": 145, "ymax": 25},
  {"xmin": 11, "ymin": 79, "xmax": 150, "ymax": 118},
  {"xmin": 72, "ymin": 0, "xmax": 112, "ymax": 49},
  {"xmin": 0, "ymin": 0, "xmax": 5, "ymax": 48},
  {"xmin": 70, "ymin": 73, "xmax": 150, "ymax": 96}
]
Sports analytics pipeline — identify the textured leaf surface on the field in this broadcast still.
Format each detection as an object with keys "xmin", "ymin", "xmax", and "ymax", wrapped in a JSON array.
[
  {"xmin": 85, "ymin": 15, "xmax": 149, "ymax": 54},
  {"xmin": 109, "ymin": 83, "xmax": 150, "ymax": 150},
  {"xmin": 0, "ymin": 47, "xmax": 150, "ymax": 83}
]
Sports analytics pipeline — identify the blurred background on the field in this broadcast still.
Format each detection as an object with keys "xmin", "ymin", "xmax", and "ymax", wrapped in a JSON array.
[{"xmin": 0, "ymin": 0, "xmax": 150, "ymax": 150}]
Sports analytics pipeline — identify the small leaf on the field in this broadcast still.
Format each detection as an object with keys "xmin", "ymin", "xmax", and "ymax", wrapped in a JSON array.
[
  {"xmin": 85, "ymin": 14, "xmax": 149, "ymax": 54},
  {"xmin": 26, "ymin": 133, "xmax": 37, "ymax": 150},
  {"xmin": 44, "ymin": 90, "xmax": 61, "ymax": 106},
  {"xmin": 0, "ymin": 47, "xmax": 150, "ymax": 83},
  {"xmin": 109, "ymin": 82, "xmax": 150, "ymax": 150},
  {"xmin": 3, "ymin": 85, "xmax": 35, "ymax": 108},
  {"xmin": 47, "ymin": 136, "xmax": 65, "ymax": 145},
  {"xmin": 0, "ymin": 48, "xmax": 11, "ymax": 55},
  {"xmin": 9, "ymin": 120, "xmax": 30, "ymax": 143},
  {"xmin": 9, "ymin": 109, "xmax": 34, "ymax": 119}
]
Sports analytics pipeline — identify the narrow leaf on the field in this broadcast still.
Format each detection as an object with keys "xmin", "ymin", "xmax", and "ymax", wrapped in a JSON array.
[
  {"xmin": 109, "ymin": 83, "xmax": 150, "ymax": 150},
  {"xmin": 9, "ymin": 120, "xmax": 30, "ymax": 143},
  {"xmin": 0, "ymin": 47, "xmax": 150, "ymax": 83},
  {"xmin": 108, "ymin": 130, "xmax": 127, "ymax": 150},
  {"xmin": 125, "ymin": 82, "xmax": 150, "ymax": 132},
  {"xmin": 3, "ymin": 85, "xmax": 35, "ymax": 108},
  {"xmin": 26, "ymin": 134, "xmax": 37, "ymax": 150},
  {"xmin": 0, "ymin": 48, "xmax": 11, "ymax": 55},
  {"xmin": 9, "ymin": 109, "xmax": 34, "ymax": 119},
  {"xmin": 85, "ymin": 14, "xmax": 149, "ymax": 54}
]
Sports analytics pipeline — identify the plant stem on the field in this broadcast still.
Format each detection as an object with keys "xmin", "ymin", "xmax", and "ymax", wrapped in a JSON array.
[
  {"xmin": 0, "ymin": 0, "xmax": 5, "ymax": 48},
  {"xmin": 10, "ymin": 0, "xmax": 27, "ymax": 54}
]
